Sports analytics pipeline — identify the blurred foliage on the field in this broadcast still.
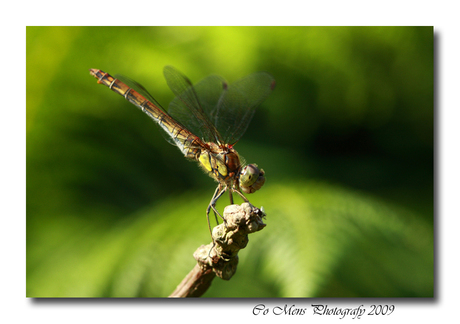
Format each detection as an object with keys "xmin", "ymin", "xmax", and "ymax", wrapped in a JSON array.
[{"xmin": 26, "ymin": 26, "xmax": 433, "ymax": 297}]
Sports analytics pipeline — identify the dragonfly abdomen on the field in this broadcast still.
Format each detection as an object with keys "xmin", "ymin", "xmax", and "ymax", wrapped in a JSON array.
[
  {"xmin": 90, "ymin": 69, "xmax": 201, "ymax": 160},
  {"xmin": 141, "ymin": 101, "xmax": 202, "ymax": 159}
]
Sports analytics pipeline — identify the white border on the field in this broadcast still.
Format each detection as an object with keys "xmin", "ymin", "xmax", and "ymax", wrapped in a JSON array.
[{"xmin": 4, "ymin": 1, "xmax": 458, "ymax": 322}]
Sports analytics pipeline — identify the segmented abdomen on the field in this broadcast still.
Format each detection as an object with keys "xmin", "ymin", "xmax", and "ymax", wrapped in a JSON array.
[{"xmin": 90, "ymin": 69, "xmax": 202, "ymax": 160}]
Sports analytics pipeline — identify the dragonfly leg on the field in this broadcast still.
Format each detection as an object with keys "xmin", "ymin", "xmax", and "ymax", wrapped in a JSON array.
[
  {"xmin": 209, "ymin": 186, "xmax": 221, "ymax": 226},
  {"xmin": 205, "ymin": 185, "xmax": 228, "ymax": 259},
  {"xmin": 209, "ymin": 187, "xmax": 227, "ymax": 220},
  {"xmin": 212, "ymin": 209, "xmax": 219, "ymax": 226},
  {"xmin": 228, "ymin": 190, "xmax": 234, "ymax": 205},
  {"xmin": 234, "ymin": 188, "xmax": 249, "ymax": 203},
  {"xmin": 206, "ymin": 185, "xmax": 227, "ymax": 239}
]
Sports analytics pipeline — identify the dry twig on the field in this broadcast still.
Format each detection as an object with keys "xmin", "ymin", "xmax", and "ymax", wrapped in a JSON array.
[{"xmin": 169, "ymin": 203, "xmax": 266, "ymax": 297}]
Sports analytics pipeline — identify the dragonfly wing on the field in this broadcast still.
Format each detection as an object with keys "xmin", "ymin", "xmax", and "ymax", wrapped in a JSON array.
[
  {"xmin": 115, "ymin": 74, "xmax": 201, "ymax": 151},
  {"xmin": 168, "ymin": 74, "xmax": 228, "ymax": 144},
  {"xmin": 214, "ymin": 72, "xmax": 275, "ymax": 145},
  {"xmin": 115, "ymin": 74, "xmax": 165, "ymax": 111},
  {"xmin": 164, "ymin": 66, "xmax": 225, "ymax": 145}
]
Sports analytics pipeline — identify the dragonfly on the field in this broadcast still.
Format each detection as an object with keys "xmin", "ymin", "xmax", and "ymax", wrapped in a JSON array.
[{"xmin": 89, "ymin": 66, "xmax": 275, "ymax": 238}]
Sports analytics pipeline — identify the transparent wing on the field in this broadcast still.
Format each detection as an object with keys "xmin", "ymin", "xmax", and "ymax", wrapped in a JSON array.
[
  {"xmin": 115, "ymin": 74, "xmax": 200, "ymax": 149},
  {"xmin": 213, "ymin": 71, "xmax": 275, "ymax": 145},
  {"xmin": 164, "ymin": 66, "xmax": 225, "ymax": 145},
  {"xmin": 115, "ymin": 74, "xmax": 166, "ymax": 112}
]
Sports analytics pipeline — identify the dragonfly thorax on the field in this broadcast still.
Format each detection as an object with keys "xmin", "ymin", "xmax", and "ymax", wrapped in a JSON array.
[
  {"xmin": 198, "ymin": 143, "xmax": 242, "ymax": 185},
  {"xmin": 197, "ymin": 142, "xmax": 265, "ymax": 196}
]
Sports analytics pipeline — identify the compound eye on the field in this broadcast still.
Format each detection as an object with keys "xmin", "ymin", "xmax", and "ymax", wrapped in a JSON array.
[
  {"xmin": 240, "ymin": 164, "xmax": 259, "ymax": 187},
  {"xmin": 239, "ymin": 164, "xmax": 265, "ymax": 194}
]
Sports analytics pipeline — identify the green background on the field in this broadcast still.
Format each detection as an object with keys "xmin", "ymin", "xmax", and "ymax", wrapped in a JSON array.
[{"xmin": 26, "ymin": 26, "xmax": 433, "ymax": 297}]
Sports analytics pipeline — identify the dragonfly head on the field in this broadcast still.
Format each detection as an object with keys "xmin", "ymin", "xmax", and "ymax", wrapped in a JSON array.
[{"xmin": 239, "ymin": 164, "xmax": 265, "ymax": 194}]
